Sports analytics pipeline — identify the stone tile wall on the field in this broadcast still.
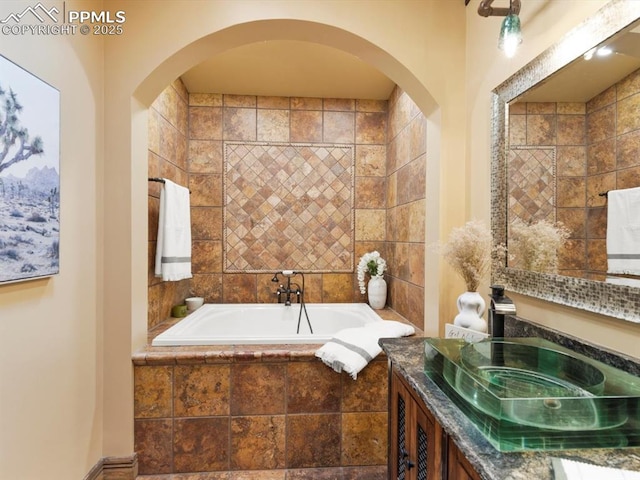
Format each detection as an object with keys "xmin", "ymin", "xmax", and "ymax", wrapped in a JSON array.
[
  {"xmin": 147, "ymin": 85, "xmax": 427, "ymax": 328},
  {"xmin": 584, "ymin": 68, "xmax": 640, "ymax": 278},
  {"xmin": 223, "ymin": 142, "xmax": 355, "ymax": 273},
  {"xmin": 186, "ymin": 94, "xmax": 388, "ymax": 307},
  {"xmin": 508, "ymin": 67, "xmax": 640, "ymax": 280},
  {"xmin": 147, "ymin": 80, "xmax": 191, "ymax": 328},
  {"xmin": 509, "ymin": 101, "xmax": 587, "ymax": 277},
  {"xmin": 133, "ymin": 347, "xmax": 388, "ymax": 476},
  {"xmin": 384, "ymin": 86, "xmax": 426, "ymax": 328}
]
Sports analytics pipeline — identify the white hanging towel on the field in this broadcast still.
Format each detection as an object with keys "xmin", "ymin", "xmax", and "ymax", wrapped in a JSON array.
[
  {"xmin": 155, "ymin": 179, "xmax": 193, "ymax": 281},
  {"xmin": 607, "ymin": 186, "xmax": 640, "ymax": 276}
]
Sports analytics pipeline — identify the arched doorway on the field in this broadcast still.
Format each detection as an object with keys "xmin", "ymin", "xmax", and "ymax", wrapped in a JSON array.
[{"xmin": 104, "ymin": 5, "xmax": 462, "ymax": 457}]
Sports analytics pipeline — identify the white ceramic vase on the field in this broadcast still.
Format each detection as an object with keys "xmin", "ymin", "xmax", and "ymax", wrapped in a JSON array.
[
  {"xmin": 454, "ymin": 291, "xmax": 487, "ymax": 332},
  {"xmin": 367, "ymin": 276, "xmax": 387, "ymax": 310}
]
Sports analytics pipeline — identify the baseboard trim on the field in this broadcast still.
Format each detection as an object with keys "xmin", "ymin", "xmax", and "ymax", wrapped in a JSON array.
[
  {"xmin": 83, "ymin": 459, "xmax": 103, "ymax": 480},
  {"xmin": 84, "ymin": 454, "xmax": 138, "ymax": 480}
]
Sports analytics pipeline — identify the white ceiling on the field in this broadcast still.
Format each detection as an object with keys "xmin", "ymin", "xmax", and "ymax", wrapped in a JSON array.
[{"xmin": 180, "ymin": 40, "xmax": 396, "ymax": 100}]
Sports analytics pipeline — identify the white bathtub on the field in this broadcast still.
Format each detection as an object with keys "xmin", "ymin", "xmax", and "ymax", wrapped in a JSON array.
[{"xmin": 151, "ymin": 302, "xmax": 383, "ymax": 346}]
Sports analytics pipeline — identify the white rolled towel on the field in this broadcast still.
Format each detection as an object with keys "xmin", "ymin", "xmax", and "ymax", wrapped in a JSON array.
[{"xmin": 315, "ymin": 320, "xmax": 415, "ymax": 380}]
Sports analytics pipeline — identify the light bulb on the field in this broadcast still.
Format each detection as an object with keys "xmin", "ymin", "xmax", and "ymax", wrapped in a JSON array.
[{"xmin": 499, "ymin": 14, "xmax": 522, "ymax": 58}]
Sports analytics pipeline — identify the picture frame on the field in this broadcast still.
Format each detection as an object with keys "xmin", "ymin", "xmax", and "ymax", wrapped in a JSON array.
[{"xmin": 0, "ymin": 54, "xmax": 60, "ymax": 284}]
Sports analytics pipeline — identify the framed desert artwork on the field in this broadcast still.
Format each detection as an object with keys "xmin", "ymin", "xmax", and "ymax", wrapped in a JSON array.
[{"xmin": 0, "ymin": 54, "xmax": 60, "ymax": 284}]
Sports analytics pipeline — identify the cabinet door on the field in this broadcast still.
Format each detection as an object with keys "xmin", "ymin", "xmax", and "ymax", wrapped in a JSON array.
[
  {"xmin": 390, "ymin": 368, "xmax": 443, "ymax": 480},
  {"xmin": 414, "ymin": 399, "xmax": 441, "ymax": 480},
  {"xmin": 390, "ymin": 369, "xmax": 412, "ymax": 479},
  {"xmin": 447, "ymin": 437, "xmax": 481, "ymax": 480}
]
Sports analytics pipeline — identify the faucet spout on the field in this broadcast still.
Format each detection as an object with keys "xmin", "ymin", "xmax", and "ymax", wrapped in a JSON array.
[{"xmin": 488, "ymin": 285, "xmax": 516, "ymax": 337}]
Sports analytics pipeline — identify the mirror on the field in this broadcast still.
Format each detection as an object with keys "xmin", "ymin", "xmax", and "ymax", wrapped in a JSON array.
[{"xmin": 491, "ymin": 1, "xmax": 640, "ymax": 322}]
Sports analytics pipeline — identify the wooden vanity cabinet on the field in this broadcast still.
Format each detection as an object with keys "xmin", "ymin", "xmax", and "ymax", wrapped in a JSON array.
[
  {"xmin": 447, "ymin": 436, "xmax": 481, "ymax": 480},
  {"xmin": 390, "ymin": 367, "xmax": 481, "ymax": 480}
]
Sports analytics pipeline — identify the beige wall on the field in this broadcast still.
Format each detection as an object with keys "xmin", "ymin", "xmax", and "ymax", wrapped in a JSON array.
[
  {"xmin": 465, "ymin": 0, "xmax": 640, "ymax": 357},
  {"xmin": 0, "ymin": 1, "xmax": 103, "ymax": 478}
]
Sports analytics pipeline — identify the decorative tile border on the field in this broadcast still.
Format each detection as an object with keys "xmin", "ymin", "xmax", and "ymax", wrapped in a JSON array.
[{"xmin": 223, "ymin": 142, "xmax": 354, "ymax": 273}]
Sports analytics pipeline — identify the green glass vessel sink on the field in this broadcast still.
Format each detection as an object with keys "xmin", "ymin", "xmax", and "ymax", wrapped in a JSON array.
[{"xmin": 424, "ymin": 337, "xmax": 640, "ymax": 452}]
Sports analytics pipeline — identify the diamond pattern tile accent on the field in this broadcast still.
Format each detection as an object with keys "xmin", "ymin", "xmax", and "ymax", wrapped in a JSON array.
[
  {"xmin": 508, "ymin": 147, "xmax": 556, "ymax": 226},
  {"xmin": 224, "ymin": 142, "xmax": 355, "ymax": 272}
]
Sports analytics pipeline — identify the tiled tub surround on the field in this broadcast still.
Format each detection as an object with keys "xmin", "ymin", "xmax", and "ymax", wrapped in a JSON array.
[
  {"xmin": 132, "ymin": 309, "xmax": 413, "ymax": 477},
  {"xmin": 148, "ymin": 83, "xmax": 427, "ymax": 329},
  {"xmin": 508, "ymin": 66, "xmax": 640, "ymax": 281},
  {"xmin": 148, "ymin": 79, "xmax": 191, "ymax": 329},
  {"xmin": 185, "ymin": 94, "xmax": 388, "ymax": 308},
  {"xmin": 381, "ymin": 315, "xmax": 640, "ymax": 480}
]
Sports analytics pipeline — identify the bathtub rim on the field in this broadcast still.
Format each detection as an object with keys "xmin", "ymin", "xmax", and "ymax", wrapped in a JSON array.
[{"xmin": 150, "ymin": 302, "xmax": 384, "ymax": 347}]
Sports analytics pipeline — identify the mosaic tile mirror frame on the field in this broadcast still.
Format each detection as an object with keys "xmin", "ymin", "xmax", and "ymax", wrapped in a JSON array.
[{"xmin": 491, "ymin": 0, "xmax": 640, "ymax": 322}]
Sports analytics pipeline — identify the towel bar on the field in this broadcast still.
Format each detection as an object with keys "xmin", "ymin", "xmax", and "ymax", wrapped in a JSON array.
[{"xmin": 148, "ymin": 177, "xmax": 191, "ymax": 193}]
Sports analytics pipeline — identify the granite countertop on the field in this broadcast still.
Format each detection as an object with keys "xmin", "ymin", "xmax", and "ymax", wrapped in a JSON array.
[{"xmin": 380, "ymin": 336, "xmax": 640, "ymax": 480}]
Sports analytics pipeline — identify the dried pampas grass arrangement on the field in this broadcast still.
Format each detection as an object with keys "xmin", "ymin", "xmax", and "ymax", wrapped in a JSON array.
[{"xmin": 508, "ymin": 219, "xmax": 571, "ymax": 274}]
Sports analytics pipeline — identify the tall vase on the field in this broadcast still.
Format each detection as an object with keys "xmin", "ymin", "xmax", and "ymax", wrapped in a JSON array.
[
  {"xmin": 454, "ymin": 291, "xmax": 487, "ymax": 332},
  {"xmin": 368, "ymin": 276, "xmax": 387, "ymax": 310}
]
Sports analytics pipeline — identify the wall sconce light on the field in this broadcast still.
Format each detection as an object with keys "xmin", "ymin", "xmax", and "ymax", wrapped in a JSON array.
[{"xmin": 478, "ymin": 0, "xmax": 522, "ymax": 58}]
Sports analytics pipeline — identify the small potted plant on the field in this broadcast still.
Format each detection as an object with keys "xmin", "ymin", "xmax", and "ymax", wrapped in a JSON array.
[{"xmin": 357, "ymin": 251, "xmax": 387, "ymax": 309}]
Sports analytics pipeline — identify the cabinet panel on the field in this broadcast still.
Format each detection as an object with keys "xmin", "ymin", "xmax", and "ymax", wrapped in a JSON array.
[
  {"xmin": 390, "ymin": 367, "xmax": 481, "ymax": 480},
  {"xmin": 390, "ymin": 369, "xmax": 410, "ymax": 479},
  {"xmin": 415, "ymin": 398, "xmax": 440, "ymax": 479},
  {"xmin": 390, "ymin": 368, "xmax": 443, "ymax": 480},
  {"xmin": 447, "ymin": 437, "xmax": 481, "ymax": 480}
]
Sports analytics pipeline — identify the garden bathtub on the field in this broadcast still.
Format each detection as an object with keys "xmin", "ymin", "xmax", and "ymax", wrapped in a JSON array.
[{"xmin": 151, "ymin": 302, "xmax": 383, "ymax": 346}]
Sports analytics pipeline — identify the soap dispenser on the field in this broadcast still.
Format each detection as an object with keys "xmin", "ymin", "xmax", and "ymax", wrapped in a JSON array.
[{"xmin": 488, "ymin": 285, "xmax": 516, "ymax": 337}]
